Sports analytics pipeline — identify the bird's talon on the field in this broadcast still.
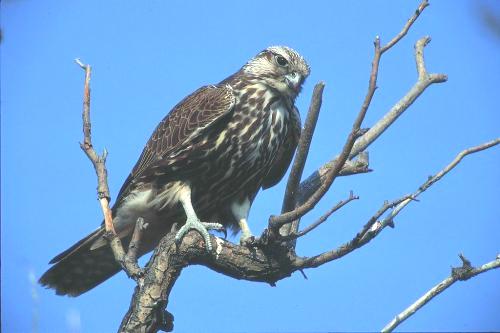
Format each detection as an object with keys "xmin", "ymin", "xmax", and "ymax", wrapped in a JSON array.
[{"xmin": 175, "ymin": 219, "xmax": 222, "ymax": 252}]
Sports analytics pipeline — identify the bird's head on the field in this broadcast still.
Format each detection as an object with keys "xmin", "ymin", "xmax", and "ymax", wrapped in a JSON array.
[{"xmin": 243, "ymin": 46, "xmax": 310, "ymax": 99}]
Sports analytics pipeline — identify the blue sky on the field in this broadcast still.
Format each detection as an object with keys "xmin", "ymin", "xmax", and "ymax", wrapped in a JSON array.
[{"xmin": 2, "ymin": 0, "xmax": 499, "ymax": 332}]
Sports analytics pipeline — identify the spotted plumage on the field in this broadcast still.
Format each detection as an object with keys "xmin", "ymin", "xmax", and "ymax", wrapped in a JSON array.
[{"xmin": 40, "ymin": 46, "xmax": 310, "ymax": 296}]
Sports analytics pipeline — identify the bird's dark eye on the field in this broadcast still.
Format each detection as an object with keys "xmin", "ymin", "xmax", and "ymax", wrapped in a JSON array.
[{"xmin": 275, "ymin": 55, "xmax": 288, "ymax": 67}]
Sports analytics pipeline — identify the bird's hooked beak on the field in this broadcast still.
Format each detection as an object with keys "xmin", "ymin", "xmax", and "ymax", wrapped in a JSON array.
[{"xmin": 284, "ymin": 72, "xmax": 302, "ymax": 92}]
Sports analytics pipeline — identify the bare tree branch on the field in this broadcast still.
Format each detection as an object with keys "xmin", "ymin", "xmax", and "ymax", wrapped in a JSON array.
[
  {"xmin": 75, "ymin": 59, "xmax": 115, "ymax": 234},
  {"xmin": 270, "ymin": 0, "xmax": 437, "ymax": 231},
  {"xmin": 381, "ymin": 254, "xmax": 500, "ymax": 333},
  {"xmin": 105, "ymin": 218, "xmax": 146, "ymax": 282},
  {"xmin": 296, "ymin": 34, "xmax": 448, "ymax": 209},
  {"xmin": 127, "ymin": 217, "xmax": 147, "ymax": 266},
  {"xmin": 372, "ymin": 137, "xmax": 500, "ymax": 233},
  {"xmin": 279, "ymin": 82, "xmax": 325, "ymax": 239},
  {"xmin": 75, "ymin": 59, "xmax": 145, "ymax": 282},
  {"xmin": 355, "ymin": 195, "xmax": 415, "ymax": 243},
  {"xmin": 119, "ymin": 231, "xmax": 297, "ymax": 332},
  {"xmin": 293, "ymin": 138, "xmax": 499, "ymax": 269},
  {"xmin": 380, "ymin": 0, "xmax": 429, "ymax": 54},
  {"xmin": 282, "ymin": 191, "xmax": 359, "ymax": 241},
  {"xmin": 282, "ymin": 82, "xmax": 325, "ymax": 214},
  {"xmin": 282, "ymin": 34, "xmax": 447, "ymax": 246},
  {"xmin": 350, "ymin": 36, "xmax": 447, "ymax": 159},
  {"xmin": 296, "ymin": 151, "xmax": 370, "ymax": 205}
]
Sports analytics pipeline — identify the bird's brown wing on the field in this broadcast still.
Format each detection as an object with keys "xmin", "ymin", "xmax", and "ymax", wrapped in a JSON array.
[
  {"xmin": 115, "ymin": 84, "xmax": 235, "ymax": 204},
  {"xmin": 262, "ymin": 106, "xmax": 302, "ymax": 189}
]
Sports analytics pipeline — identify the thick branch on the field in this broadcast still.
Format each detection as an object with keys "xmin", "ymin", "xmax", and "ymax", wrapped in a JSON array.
[
  {"xmin": 119, "ymin": 232, "xmax": 298, "ymax": 332},
  {"xmin": 281, "ymin": 82, "xmax": 325, "ymax": 214},
  {"xmin": 381, "ymin": 254, "xmax": 500, "ymax": 333},
  {"xmin": 280, "ymin": 82, "xmax": 325, "ymax": 238},
  {"xmin": 296, "ymin": 152, "xmax": 370, "ymax": 206}
]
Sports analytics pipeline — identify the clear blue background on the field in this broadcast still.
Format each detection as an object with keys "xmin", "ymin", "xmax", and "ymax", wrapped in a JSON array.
[{"xmin": 2, "ymin": 1, "xmax": 499, "ymax": 332}]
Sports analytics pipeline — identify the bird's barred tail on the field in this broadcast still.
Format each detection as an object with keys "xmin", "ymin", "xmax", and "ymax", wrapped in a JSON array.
[{"xmin": 39, "ymin": 228, "xmax": 121, "ymax": 296}]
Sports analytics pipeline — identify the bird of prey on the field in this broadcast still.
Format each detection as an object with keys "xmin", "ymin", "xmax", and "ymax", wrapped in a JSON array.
[{"xmin": 40, "ymin": 46, "xmax": 310, "ymax": 296}]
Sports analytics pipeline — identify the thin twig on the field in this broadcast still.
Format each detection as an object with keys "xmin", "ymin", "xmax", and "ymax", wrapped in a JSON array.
[
  {"xmin": 75, "ymin": 58, "xmax": 115, "ymax": 234},
  {"xmin": 353, "ymin": 195, "xmax": 414, "ymax": 244},
  {"xmin": 106, "ymin": 217, "xmax": 146, "ymax": 281},
  {"xmin": 76, "ymin": 59, "xmax": 143, "ymax": 281},
  {"xmin": 282, "ymin": 191, "xmax": 359, "ymax": 241},
  {"xmin": 376, "ymin": 138, "xmax": 500, "ymax": 232},
  {"xmin": 381, "ymin": 254, "xmax": 500, "ymax": 333},
  {"xmin": 380, "ymin": 0, "xmax": 429, "ymax": 54}
]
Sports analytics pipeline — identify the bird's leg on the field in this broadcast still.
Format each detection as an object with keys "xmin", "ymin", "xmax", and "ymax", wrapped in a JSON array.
[
  {"xmin": 238, "ymin": 217, "xmax": 255, "ymax": 246},
  {"xmin": 175, "ymin": 186, "xmax": 224, "ymax": 251},
  {"xmin": 231, "ymin": 198, "xmax": 255, "ymax": 246}
]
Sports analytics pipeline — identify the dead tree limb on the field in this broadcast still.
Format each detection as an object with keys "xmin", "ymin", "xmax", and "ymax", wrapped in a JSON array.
[
  {"xmin": 279, "ymin": 82, "xmax": 325, "ymax": 239},
  {"xmin": 74, "ymin": 59, "xmax": 114, "ymax": 234},
  {"xmin": 382, "ymin": 254, "xmax": 500, "ymax": 333},
  {"xmin": 116, "ymin": 139, "xmax": 498, "ymax": 332},
  {"xmin": 273, "ymin": 0, "xmax": 446, "ymax": 240},
  {"xmin": 370, "ymin": 137, "xmax": 500, "ymax": 235},
  {"xmin": 69, "ymin": 1, "xmax": 498, "ymax": 332},
  {"xmin": 292, "ymin": 35, "xmax": 447, "ymax": 223},
  {"xmin": 75, "ymin": 59, "xmax": 144, "ymax": 282},
  {"xmin": 289, "ymin": 138, "xmax": 499, "ymax": 269}
]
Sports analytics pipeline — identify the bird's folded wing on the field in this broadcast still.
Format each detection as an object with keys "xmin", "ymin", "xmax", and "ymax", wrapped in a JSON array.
[{"xmin": 115, "ymin": 85, "xmax": 236, "ymax": 204}]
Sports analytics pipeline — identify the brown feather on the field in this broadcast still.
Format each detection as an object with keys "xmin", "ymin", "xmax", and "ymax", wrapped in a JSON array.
[{"xmin": 262, "ymin": 106, "xmax": 301, "ymax": 188}]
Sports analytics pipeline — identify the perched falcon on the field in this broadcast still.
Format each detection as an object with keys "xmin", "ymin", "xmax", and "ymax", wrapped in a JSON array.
[{"xmin": 40, "ymin": 46, "xmax": 310, "ymax": 296}]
